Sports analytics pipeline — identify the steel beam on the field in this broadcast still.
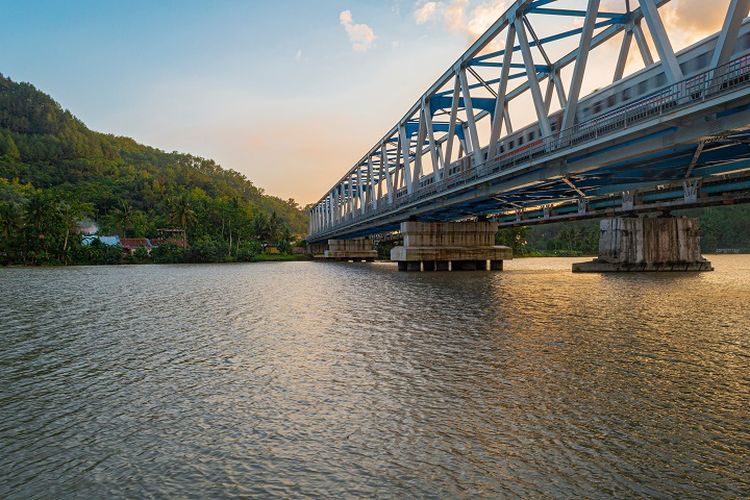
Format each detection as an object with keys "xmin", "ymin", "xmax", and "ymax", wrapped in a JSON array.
[
  {"xmin": 488, "ymin": 25, "xmax": 517, "ymax": 158},
  {"xmin": 561, "ymin": 0, "xmax": 600, "ymax": 131},
  {"xmin": 444, "ymin": 76, "xmax": 461, "ymax": 167},
  {"xmin": 613, "ymin": 28, "xmax": 634, "ymax": 82},
  {"xmin": 711, "ymin": 0, "xmax": 750, "ymax": 70},
  {"xmin": 632, "ymin": 21, "xmax": 654, "ymax": 66},
  {"xmin": 515, "ymin": 15, "xmax": 552, "ymax": 137},
  {"xmin": 638, "ymin": 0, "xmax": 682, "ymax": 82},
  {"xmin": 458, "ymin": 67, "xmax": 483, "ymax": 165}
]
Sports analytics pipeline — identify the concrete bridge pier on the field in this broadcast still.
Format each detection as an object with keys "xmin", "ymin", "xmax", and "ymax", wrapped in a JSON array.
[
  {"xmin": 573, "ymin": 216, "xmax": 713, "ymax": 272},
  {"xmin": 307, "ymin": 242, "xmax": 327, "ymax": 256},
  {"xmin": 391, "ymin": 221, "xmax": 512, "ymax": 272},
  {"xmin": 323, "ymin": 238, "xmax": 377, "ymax": 261}
]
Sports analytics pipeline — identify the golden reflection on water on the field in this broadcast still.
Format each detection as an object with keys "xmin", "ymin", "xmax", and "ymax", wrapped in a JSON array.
[{"xmin": 0, "ymin": 256, "xmax": 748, "ymax": 497}]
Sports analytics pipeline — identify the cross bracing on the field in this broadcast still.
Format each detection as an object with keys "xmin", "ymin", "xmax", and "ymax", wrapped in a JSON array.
[{"xmin": 308, "ymin": 0, "xmax": 750, "ymax": 240}]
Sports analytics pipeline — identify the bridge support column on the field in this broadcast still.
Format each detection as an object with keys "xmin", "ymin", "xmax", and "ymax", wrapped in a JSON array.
[
  {"xmin": 323, "ymin": 238, "xmax": 377, "ymax": 262},
  {"xmin": 307, "ymin": 242, "xmax": 327, "ymax": 256},
  {"xmin": 573, "ymin": 216, "xmax": 713, "ymax": 272},
  {"xmin": 391, "ymin": 221, "xmax": 512, "ymax": 272}
]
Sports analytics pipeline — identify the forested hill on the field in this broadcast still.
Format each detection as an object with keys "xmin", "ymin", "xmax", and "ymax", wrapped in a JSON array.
[{"xmin": 0, "ymin": 73, "xmax": 308, "ymax": 264}]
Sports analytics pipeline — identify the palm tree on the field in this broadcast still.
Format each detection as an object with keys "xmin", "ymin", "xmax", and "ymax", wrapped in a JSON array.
[
  {"xmin": 57, "ymin": 201, "xmax": 88, "ymax": 254},
  {"xmin": 168, "ymin": 194, "xmax": 197, "ymax": 231},
  {"xmin": 24, "ymin": 193, "xmax": 53, "ymax": 262},
  {"xmin": 112, "ymin": 200, "xmax": 134, "ymax": 237},
  {"xmin": 252, "ymin": 211, "xmax": 271, "ymax": 243}
]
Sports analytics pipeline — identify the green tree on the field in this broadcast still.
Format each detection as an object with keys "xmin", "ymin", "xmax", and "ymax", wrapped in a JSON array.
[
  {"xmin": 168, "ymin": 194, "xmax": 197, "ymax": 231},
  {"xmin": 112, "ymin": 199, "xmax": 134, "ymax": 237},
  {"xmin": 252, "ymin": 211, "xmax": 271, "ymax": 243},
  {"xmin": 496, "ymin": 226, "xmax": 529, "ymax": 255},
  {"xmin": 0, "ymin": 133, "xmax": 21, "ymax": 161},
  {"xmin": 0, "ymin": 200, "xmax": 24, "ymax": 239}
]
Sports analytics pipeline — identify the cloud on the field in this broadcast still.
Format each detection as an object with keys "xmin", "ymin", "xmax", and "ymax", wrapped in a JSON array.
[
  {"xmin": 444, "ymin": 0, "xmax": 469, "ymax": 32},
  {"xmin": 662, "ymin": 0, "xmax": 731, "ymax": 47},
  {"xmin": 414, "ymin": 0, "xmax": 729, "ymax": 56},
  {"xmin": 412, "ymin": 0, "xmax": 508, "ymax": 41},
  {"xmin": 339, "ymin": 10, "xmax": 377, "ymax": 52},
  {"xmin": 414, "ymin": 1, "xmax": 439, "ymax": 24}
]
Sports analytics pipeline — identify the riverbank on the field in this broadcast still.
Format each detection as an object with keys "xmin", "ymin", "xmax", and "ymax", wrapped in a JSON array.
[
  {"xmin": 252, "ymin": 254, "xmax": 313, "ymax": 262},
  {"xmin": 0, "ymin": 253, "xmax": 314, "ymax": 267}
]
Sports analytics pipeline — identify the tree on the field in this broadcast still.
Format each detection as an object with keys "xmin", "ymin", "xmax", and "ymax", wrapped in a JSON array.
[
  {"xmin": 0, "ymin": 133, "xmax": 21, "ymax": 161},
  {"xmin": 0, "ymin": 200, "xmax": 24, "ymax": 239},
  {"xmin": 496, "ymin": 226, "xmax": 529, "ymax": 255},
  {"xmin": 57, "ymin": 199, "xmax": 92, "ymax": 257},
  {"xmin": 167, "ymin": 194, "xmax": 197, "ymax": 231},
  {"xmin": 0, "ymin": 73, "xmax": 311, "ymax": 266},
  {"xmin": 25, "ymin": 192, "xmax": 49, "ymax": 239},
  {"xmin": 111, "ymin": 199, "xmax": 134, "ymax": 237},
  {"xmin": 252, "ymin": 212, "xmax": 271, "ymax": 243}
]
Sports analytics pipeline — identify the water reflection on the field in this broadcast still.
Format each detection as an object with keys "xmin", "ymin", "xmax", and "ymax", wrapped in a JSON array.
[{"xmin": 1, "ymin": 257, "xmax": 748, "ymax": 497}]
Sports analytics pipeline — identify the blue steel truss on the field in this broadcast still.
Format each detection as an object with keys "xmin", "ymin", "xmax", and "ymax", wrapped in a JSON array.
[{"xmin": 308, "ymin": 0, "xmax": 750, "ymax": 241}]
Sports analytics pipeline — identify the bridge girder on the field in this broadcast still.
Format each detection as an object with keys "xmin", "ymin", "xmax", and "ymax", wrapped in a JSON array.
[{"xmin": 308, "ymin": 0, "xmax": 750, "ymax": 241}]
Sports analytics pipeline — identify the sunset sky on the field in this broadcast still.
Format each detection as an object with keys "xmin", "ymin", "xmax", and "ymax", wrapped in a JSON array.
[{"xmin": 0, "ymin": 0, "xmax": 729, "ymax": 204}]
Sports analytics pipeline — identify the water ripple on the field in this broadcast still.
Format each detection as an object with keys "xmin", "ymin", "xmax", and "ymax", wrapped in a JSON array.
[{"xmin": 1, "ymin": 257, "xmax": 749, "ymax": 498}]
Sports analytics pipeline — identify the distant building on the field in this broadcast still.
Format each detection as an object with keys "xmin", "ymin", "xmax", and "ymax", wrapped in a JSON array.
[
  {"xmin": 82, "ymin": 235, "xmax": 121, "ymax": 247},
  {"xmin": 151, "ymin": 228, "xmax": 188, "ymax": 248},
  {"xmin": 120, "ymin": 238, "xmax": 153, "ymax": 255}
]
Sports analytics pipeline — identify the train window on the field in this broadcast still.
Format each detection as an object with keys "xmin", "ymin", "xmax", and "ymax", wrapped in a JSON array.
[
  {"xmin": 607, "ymin": 95, "xmax": 616, "ymax": 108},
  {"xmin": 593, "ymin": 102, "xmax": 601, "ymax": 114},
  {"xmin": 622, "ymin": 88, "xmax": 631, "ymax": 101}
]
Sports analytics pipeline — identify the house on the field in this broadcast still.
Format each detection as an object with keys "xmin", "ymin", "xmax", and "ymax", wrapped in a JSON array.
[
  {"xmin": 82, "ymin": 235, "xmax": 121, "ymax": 247},
  {"xmin": 120, "ymin": 238, "xmax": 153, "ymax": 255},
  {"xmin": 151, "ymin": 228, "xmax": 188, "ymax": 248}
]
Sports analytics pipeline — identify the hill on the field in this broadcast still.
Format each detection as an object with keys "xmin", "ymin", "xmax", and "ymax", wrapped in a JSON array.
[{"xmin": 0, "ymin": 74, "xmax": 307, "ymax": 265}]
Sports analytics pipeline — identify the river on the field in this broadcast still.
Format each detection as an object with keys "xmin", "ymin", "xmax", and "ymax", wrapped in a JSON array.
[{"xmin": 1, "ymin": 256, "xmax": 748, "ymax": 498}]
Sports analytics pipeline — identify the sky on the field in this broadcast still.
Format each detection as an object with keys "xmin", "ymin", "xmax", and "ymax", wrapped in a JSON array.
[{"xmin": 0, "ymin": 0, "xmax": 728, "ymax": 205}]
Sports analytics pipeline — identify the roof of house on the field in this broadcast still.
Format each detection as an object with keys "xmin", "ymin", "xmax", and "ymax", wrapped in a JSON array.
[
  {"xmin": 100, "ymin": 235, "xmax": 121, "ymax": 246},
  {"xmin": 120, "ymin": 238, "xmax": 152, "ymax": 250},
  {"xmin": 82, "ymin": 235, "xmax": 121, "ymax": 247}
]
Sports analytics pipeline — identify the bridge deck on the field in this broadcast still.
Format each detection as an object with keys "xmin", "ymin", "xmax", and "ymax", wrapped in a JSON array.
[{"xmin": 308, "ymin": 1, "xmax": 750, "ymax": 243}]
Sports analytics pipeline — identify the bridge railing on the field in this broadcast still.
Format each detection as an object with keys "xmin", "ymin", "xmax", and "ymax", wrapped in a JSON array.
[{"xmin": 314, "ymin": 54, "xmax": 750, "ymax": 237}]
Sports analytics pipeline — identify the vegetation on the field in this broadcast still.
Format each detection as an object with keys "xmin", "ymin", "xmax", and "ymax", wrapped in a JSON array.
[
  {"xmin": 497, "ymin": 206, "xmax": 750, "ymax": 257},
  {"xmin": 496, "ymin": 221, "xmax": 600, "ymax": 257},
  {"xmin": 0, "ymin": 74, "xmax": 307, "ymax": 266},
  {"xmin": 682, "ymin": 205, "xmax": 750, "ymax": 252}
]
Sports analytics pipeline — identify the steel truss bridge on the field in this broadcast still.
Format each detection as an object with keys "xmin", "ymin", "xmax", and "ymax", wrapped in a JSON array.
[{"xmin": 307, "ymin": 0, "xmax": 750, "ymax": 242}]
